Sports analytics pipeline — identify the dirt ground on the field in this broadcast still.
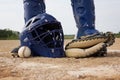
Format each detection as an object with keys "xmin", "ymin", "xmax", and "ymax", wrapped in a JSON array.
[{"xmin": 0, "ymin": 39, "xmax": 120, "ymax": 80}]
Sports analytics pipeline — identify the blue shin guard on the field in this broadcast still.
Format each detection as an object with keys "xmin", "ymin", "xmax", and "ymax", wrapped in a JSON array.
[{"xmin": 71, "ymin": 0, "xmax": 99, "ymax": 38}]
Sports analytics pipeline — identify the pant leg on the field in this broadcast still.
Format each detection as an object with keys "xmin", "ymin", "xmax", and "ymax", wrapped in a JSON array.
[
  {"xmin": 23, "ymin": 0, "xmax": 46, "ymax": 23},
  {"xmin": 71, "ymin": 0, "xmax": 99, "ymax": 38}
]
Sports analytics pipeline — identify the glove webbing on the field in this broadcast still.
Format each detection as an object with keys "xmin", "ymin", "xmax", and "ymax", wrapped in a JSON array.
[{"xmin": 65, "ymin": 32, "xmax": 115, "ymax": 49}]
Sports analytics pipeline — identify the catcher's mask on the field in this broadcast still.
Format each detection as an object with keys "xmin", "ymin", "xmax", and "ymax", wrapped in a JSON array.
[{"xmin": 20, "ymin": 13, "xmax": 64, "ymax": 57}]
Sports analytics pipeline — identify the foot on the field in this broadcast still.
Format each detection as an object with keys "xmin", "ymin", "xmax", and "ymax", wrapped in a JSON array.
[{"xmin": 76, "ymin": 29, "xmax": 99, "ymax": 39}]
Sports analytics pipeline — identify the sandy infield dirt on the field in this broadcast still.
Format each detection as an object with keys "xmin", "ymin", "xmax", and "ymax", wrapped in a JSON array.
[{"xmin": 0, "ymin": 38, "xmax": 120, "ymax": 80}]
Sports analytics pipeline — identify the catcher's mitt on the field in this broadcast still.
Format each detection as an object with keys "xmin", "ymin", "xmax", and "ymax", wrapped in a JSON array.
[{"xmin": 65, "ymin": 32, "xmax": 115, "ymax": 58}]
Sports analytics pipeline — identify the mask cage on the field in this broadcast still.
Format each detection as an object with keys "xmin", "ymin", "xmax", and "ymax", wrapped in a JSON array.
[{"xmin": 28, "ymin": 22, "xmax": 64, "ymax": 48}]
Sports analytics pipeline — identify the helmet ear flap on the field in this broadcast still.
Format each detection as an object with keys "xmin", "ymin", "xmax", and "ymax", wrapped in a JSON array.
[{"xmin": 20, "ymin": 13, "xmax": 64, "ymax": 57}]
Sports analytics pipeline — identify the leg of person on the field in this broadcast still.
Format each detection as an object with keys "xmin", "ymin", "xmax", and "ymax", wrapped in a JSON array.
[
  {"xmin": 71, "ymin": 0, "xmax": 99, "ymax": 38},
  {"xmin": 70, "ymin": 0, "xmax": 107, "ymax": 57},
  {"xmin": 11, "ymin": 0, "xmax": 46, "ymax": 54},
  {"xmin": 24, "ymin": 0, "xmax": 46, "ymax": 23},
  {"xmin": 11, "ymin": 0, "xmax": 65, "ymax": 57}
]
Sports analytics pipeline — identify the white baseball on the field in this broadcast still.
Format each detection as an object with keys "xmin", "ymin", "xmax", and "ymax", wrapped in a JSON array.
[{"xmin": 18, "ymin": 46, "xmax": 31, "ymax": 58}]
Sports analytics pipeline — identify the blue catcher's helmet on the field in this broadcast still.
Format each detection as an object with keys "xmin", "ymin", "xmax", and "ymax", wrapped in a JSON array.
[{"xmin": 20, "ymin": 13, "xmax": 64, "ymax": 57}]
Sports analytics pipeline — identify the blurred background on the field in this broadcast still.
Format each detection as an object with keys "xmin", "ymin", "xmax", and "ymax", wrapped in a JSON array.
[{"xmin": 0, "ymin": 0, "xmax": 120, "ymax": 35}]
